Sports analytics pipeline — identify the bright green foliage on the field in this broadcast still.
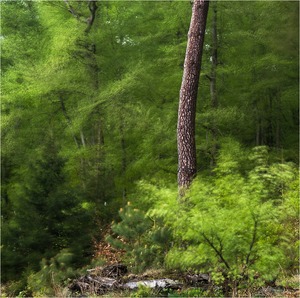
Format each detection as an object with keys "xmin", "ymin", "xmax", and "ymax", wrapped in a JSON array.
[
  {"xmin": 146, "ymin": 141, "xmax": 298, "ymax": 292},
  {"xmin": 1, "ymin": 0, "xmax": 298, "ymax": 295},
  {"xmin": 168, "ymin": 288, "xmax": 211, "ymax": 297},
  {"xmin": 198, "ymin": 1, "xmax": 299, "ymax": 166},
  {"xmin": 130, "ymin": 285, "xmax": 157, "ymax": 298}
]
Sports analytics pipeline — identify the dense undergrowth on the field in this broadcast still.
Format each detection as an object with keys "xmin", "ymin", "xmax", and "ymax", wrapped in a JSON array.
[
  {"xmin": 2, "ymin": 145, "xmax": 298, "ymax": 297},
  {"xmin": 1, "ymin": 1, "xmax": 298, "ymax": 297}
]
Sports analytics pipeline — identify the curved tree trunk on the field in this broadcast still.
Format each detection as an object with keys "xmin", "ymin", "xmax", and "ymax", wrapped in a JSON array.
[{"xmin": 177, "ymin": 0, "xmax": 209, "ymax": 195}]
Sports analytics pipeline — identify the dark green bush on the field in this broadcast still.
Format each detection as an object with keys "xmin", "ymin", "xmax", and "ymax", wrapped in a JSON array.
[{"xmin": 106, "ymin": 203, "xmax": 172, "ymax": 272}]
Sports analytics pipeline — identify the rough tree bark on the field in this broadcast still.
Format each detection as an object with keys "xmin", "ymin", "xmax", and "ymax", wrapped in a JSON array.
[{"xmin": 177, "ymin": 0, "xmax": 209, "ymax": 194}]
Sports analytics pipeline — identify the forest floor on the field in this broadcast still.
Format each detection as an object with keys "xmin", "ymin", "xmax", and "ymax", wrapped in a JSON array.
[{"xmin": 68, "ymin": 264, "xmax": 300, "ymax": 297}]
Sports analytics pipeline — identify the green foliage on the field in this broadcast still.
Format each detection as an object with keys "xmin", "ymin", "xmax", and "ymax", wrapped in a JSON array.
[
  {"xmin": 2, "ymin": 250, "xmax": 76, "ymax": 297},
  {"xmin": 130, "ymin": 285, "xmax": 157, "ymax": 298},
  {"xmin": 107, "ymin": 204, "xmax": 172, "ymax": 272},
  {"xmin": 146, "ymin": 143, "xmax": 298, "ymax": 293},
  {"xmin": 2, "ymin": 140, "xmax": 95, "ymax": 284},
  {"xmin": 1, "ymin": 0, "xmax": 298, "ymax": 295},
  {"xmin": 26, "ymin": 249, "xmax": 76, "ymax": 297},
  {"xmin": 168, "ymin": 288, "xmax": 212, "ymax": 297}
]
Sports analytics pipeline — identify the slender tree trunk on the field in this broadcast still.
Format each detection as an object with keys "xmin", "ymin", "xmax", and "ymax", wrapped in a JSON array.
[
  {"xmin": 275, "ymin": 119, "xmax": 280, "ymax": 149},
  {"xmin": 209, "ymin": 1, "xmax": 218, "ymax": 168},
  {"xmin": 58, "ymin": 96, "xmax": 80, "ymax": 148},
  {"xmin": 210, "ymin": 2, "xmax": 218, "ymax": 109},
  {"xmin": 177, "ymin": 0, "xmax": 209, "ymax": 194},
  {"xmin": 256, "ymin": 118, "xmax": 260, "ymax": 146},
  {"xmin": 120, "ymin": 119, "xmax": 127, "ymax": 207}
]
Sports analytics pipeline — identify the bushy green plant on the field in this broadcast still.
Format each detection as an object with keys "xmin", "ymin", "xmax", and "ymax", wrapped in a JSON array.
[
  {"xmin": 1, "ymin": 279, "xmax": 28, "ymax": 298},
  {"xmin": 26, "ymin": 249, "xmax": 76, "ymax": 297},
  {"xmin": 130, "ymin": 284, "xmax": 157, "ymax": 297},
  {"xmin": 146, "ymin": 143, "xmax": 298, "ymax": 295},
  {"xmin": 168, "ymin": 287, "xmax": 224, "ymax": 297},
  {"xmin": 173, "ymin": 288, "xmax": 208, "ymax": 297},
  {"xmin": 106, "ymin": 203, "xmax": 172, "ymax": 272}
]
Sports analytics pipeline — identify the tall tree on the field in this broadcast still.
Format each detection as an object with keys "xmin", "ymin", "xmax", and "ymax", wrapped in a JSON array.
[
  {"xmin": 208, "ymin": 1, "xmax": 218, "ymax": 167},
  {"xmin": 177, "ymin": 0, "xmax": 209, "ymax": 193}
]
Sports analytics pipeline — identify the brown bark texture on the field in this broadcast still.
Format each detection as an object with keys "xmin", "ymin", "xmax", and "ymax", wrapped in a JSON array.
[{"xmin": 177, "ymin": 0, "xmax": 209, "ymax": 192}]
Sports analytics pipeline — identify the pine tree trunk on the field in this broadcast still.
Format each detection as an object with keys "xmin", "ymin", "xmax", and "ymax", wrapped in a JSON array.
[{"xmin": 177, "ymin": 0, "xmax": 209, "ymax": 194}]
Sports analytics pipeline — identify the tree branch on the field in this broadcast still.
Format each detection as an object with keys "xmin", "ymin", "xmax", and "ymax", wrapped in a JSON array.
[
  {"xmin": 63, "ymin": 0, "xmax": 85, "ymax": 22},
  {"xmin": 202, "ymin": 232, "xmax": 231, "ymax": 269},
  {"xmin": 85, "ymin": 0, "xmax": 98, "ymax": 34},
  {"xmin": 205, "ymin": 74, "xmax": 212, "ymax": 81},
  {"xmin": 64, "ymin": 0, "xmax": 98, "ymax": 33},
  {"xmin": 246, "ymin": 216, "xmax": 258, "ymax": 266}
]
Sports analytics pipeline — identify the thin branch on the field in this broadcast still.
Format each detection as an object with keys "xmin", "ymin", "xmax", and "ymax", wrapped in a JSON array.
[
  {"xmin": 63, "ymin": 0, "xmax": 85, "ymax": 23},
  {"xmin": 246, "ymin": 216, "xmax": 258, "ymax": 266},
  {"xmin": 202, "ymin": 232, "xmax": 231, "ymax": 269},
  {"xmin": 85, "ymin": 0, "xmax": 98, "ymax": 34},
  {"xmin": 80, "ymin": 130, "xmax": 86, "ymax": 148},
  {"xmin": 205, "ymin": 74, "xmax": 212, "ymax": 81}
]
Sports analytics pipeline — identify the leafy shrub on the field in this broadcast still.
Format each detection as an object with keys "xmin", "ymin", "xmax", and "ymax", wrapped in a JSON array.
[
  {"xmin": 130, "ymin": 284, "xmax": 157, "ymax": 297},
  {"xmin": 26, "ymin": 249, "xmax": 77, "ymax": 297},
  {"xmin": 168, "ymin": 287, "xmax": 225, "ymax": 297},
  {"xmin": 145, "ymin": 144, "xmax": 298, "ymax": 295},
  {"xmin": 106, "ymin": 203, "xmax": 172, "ymax": 272},
  {"xmin": 1, "ymin": 280, "xmax": 29, "ymax": 298}
]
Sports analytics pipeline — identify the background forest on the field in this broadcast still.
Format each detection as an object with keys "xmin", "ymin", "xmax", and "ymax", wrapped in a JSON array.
[{"xmin": 1, "ymin": 0, "xmax": 299, "ymax": 297}]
